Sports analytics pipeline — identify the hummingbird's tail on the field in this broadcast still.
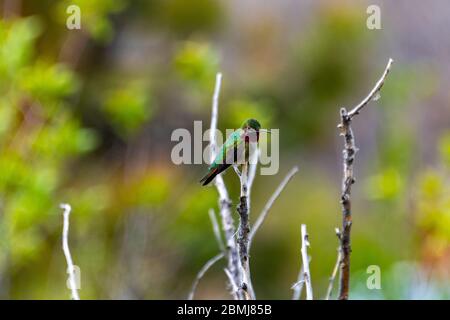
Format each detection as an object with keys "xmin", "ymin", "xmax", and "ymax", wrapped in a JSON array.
[
  {"xmin": 200, "ymin": 168, "xmax": 219, "ymax": 186},
  {"xmin": 200, "ymin": 164, "xmax": 230, "ymax": 186}
]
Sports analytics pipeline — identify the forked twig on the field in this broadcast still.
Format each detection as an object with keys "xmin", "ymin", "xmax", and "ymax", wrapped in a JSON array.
[{"xmin": 337, "ymin": 58, "xmax": 394, "ymax": 300}]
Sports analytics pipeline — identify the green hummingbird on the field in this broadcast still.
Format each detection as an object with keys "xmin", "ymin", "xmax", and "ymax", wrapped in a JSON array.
[{"xmin": 200, "ymin": 119, "xmax": 262, "ymax": 186}]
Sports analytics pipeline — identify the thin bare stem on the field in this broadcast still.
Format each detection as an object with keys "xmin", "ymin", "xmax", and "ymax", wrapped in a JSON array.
[
  {"xmin": 209, "ymin": 72, "xmax": 222, "ymax": 161},
  {"xmin": 224, "ymin": 268, "xmax": 239, "ymax": 300},
  {"xmin": 60, "ymin": 203, "xmax": 80, "ymax": 300},
  {"xmin": 247, "ymin": 148, "xmax": 259, "ymax": 193},
  {"xmin": 188, "ymin": 253, "xmax": 225, "ymax": 300},
  {"xmin": 246, "ymin": 148, "xmax": 259, "ymax": 216},
  {"xmin": 337, "ymin": 58, "xmax": 394, "ymax": 300},
  {"xmin": 292, "ymin": 265, "xmax": 305, "ymax": 300},
  {"xmin": 249, "ymin": 166, "xmax": 299, "ymax": 248},
  {"xmin": 209, "ymin": 209, "xmax": 225, "ymax": 251},
  {"xmin": 232, "ymin": 141, "xmax": 265, "ymax": 300},
  {"xmin": 188, "ymin": 208, "xmax": 225, "ymax": 300},
  {"xmin": 300, "ymin": 224, "xmax": 313, "ymax": 300},
  {"xmin": 232, "ymin": 165, "xmax": 241, "ymax": 178},
  {"xmin": 236, "ymin": 163, "xmax": 255, "ymax": 300},
  {"xmin": 325, "ymin": 228, "xmax": 342, "ymax": 300},
  {"xmin": 347, "ymin": 58, "xmax": 394, "ymax": 118}
]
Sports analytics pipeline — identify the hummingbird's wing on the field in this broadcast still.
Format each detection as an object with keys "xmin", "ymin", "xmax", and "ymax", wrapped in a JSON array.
[
  {"xmin": 200, "ymin": 129, "xmax": 244, "ymax": 186},
  {"xmin": 213, "ymin": 129, "xmax": 245, "ymax": 168}
]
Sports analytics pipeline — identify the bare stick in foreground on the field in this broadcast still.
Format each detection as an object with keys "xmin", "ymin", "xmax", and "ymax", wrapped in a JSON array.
[
  {"xmin": 291, "ymin": 265, "xmax": 305, "ymax": 300},
  {"xmin": 208, "ymin": 73, "xmax": 243, "ymax": 299},
  {"xmin": 337, "ymin": 58, "xmax": 393, "ymax": 300},
  {"xmin": 187, "ymin": 209, "xmax": 226, "ymax": 300},
  {"xmin": 224, "ymin": 268, "xmax": 239, "ymax": 300},
  {"xmin": 235, "ymin": 151, "xmax": 298, "ymax": 299},
  {"xmin": 246, "ymin": 148, "xmax": 259, "ymax": 213},
  {"xmin": 236, "ymin": 163, "xmax": 255, "ymax": 300},
  {"xmin": 300, "ymin": 224, "xmax": 313, "ymax": 300},
  {"xmin": 188, "ymin": 253, "xmax": 225, "ymax": 300},
  {"xmin": 249, "ymin": 166, "xmax": 299, "ymax": 250},
  {"xmin": 60, "ymin": 203, "xmax": 80, "ymax": 300},
  {"xmin": 234, "ymin": 141, "xmax": 261, "ymax": 299},
  {"xmin": 209, "ymin": 209, "xmax": 225, "ymax": 252},
  {"xmin": 325, "ymin": 228, "xmax": 342, "ymax": 300}
]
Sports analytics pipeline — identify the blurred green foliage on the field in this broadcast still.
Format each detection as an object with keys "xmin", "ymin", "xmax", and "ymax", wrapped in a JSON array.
[
  {"xmin": 0, "ymin": 17, "xmax": 41, "ymax": 75},
  {"xmin": 0, "ymin": 16, "xmax": 98, "ymax": 283},
  {"xmin": 415, "ymin": 134, "xmax": 450, "ymax": 246},
  {"xmin": 224, "ymin": 99, "xmax": 274, "ymax": 130},
  {"xmin": 103, "ymin": 82, "xmax": 153, "ymax": 137},
  {"xmin": 276, "ymin": 8, "xmax": 369, "ymax": 144},
  {"xmin": 365, "ymin": 167, "xmax": 404, "ymax": 200},
  {"xmin": 156, "ymin": 0, "xmax": 223, "ymax": 36},
  {"xmin": 174, "ymin": 41, "xmax": 219, "ymax": 91}
]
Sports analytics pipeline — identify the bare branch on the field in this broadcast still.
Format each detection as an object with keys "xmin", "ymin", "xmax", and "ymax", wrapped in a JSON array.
[
  {"xmin": 230, "ymin": 133, "xmax": 261, "ymax": 301},
  {"xmin": 60, "ymin": 203, "xmax": 80, "ymax": 300},
  {"xmin": 224, "ymin": 268, "xmax": 239, "ymax": 300},
  {"xmin": 209, "ymin": 72, "xmax": 222, "ymax": 161},
  {"xmin": 325, "ymin": 228, "xmax": 342, "ymax": 300},
  {"xmin": 209, "ymin": 209, "xmax": 225, "ymax": 252},
  {"xmin": 188, "ymin": 253, "xmax": 224, "ymax": 300},
  {"xmin": 337, "ymin": 58, "xmax": 394, "ymax": 300},
  {"xmin": 300, "ymin": 224, "xmax": 313, "ymax": 300},
  {"xmin": 249, "ymin": 166, "xmax": 299, "ymax": 248},
  {"xmin": 232, "ymin": 165, "xmax": 241, "ymax": 178},
  {"xmin": 236, "ymin": 163, "xmax": 255, "ymax": 300},
  {"xmin": 347, "ymin": 58, "xmax": 394, "ymax": 118},
  {"xmin": 208, "ymin": 73, "xmax": 242, "ymax": 299},
  {"xmin": 246, "ymin": 147, "xmax": 259, "ymax": 216},
  {"xmin": 292, "ymin": 265, "xmax": 305, "ymax": 300},
  {"xmin": 247, "ymin": 148, "xmax": 259, "ymax": 192}
]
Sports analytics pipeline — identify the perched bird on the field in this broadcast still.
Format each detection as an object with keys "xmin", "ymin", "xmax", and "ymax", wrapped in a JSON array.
[{"xmin": 200, "ymin": 119, "xmax": 262, "ymax": 186}]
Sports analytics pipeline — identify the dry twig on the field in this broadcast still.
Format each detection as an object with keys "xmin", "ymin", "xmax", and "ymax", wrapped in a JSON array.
[
  {"xmin": 292, "ymin": 265, "xmax": 305, "ymax": 300},
  {"xmin": 209, "ymin": 209, "xmax": 225, "ymax": 251},
  {"xmin": 188, "ymin": 253, "xmax": 225, "ymax": 300},
  {"xmin": 249, "ymin": 166, "xmax": 299, "ymax": 249},
  {"xmin": 325, "ymin": 228, "xmax": 342, "ymax": 300},
  {"xmin": 60, "ymin": 203, "xmax": 80, "ymax": 300},
  {"xmin": 236, "ymin": 163, "xmax": 255, "ymax": 299},
  {"xmin": 300, "ymin": 224, "xmax": 313, "ymax": 300},
  {"xmin": 337, "ymin": 58, "xmax": 393, "ymax": 300}
]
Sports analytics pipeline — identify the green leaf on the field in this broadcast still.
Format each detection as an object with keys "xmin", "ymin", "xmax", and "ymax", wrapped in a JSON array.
[{"xmin": 103, "ymin": 83, "xmax": 153, "ymax": 137}]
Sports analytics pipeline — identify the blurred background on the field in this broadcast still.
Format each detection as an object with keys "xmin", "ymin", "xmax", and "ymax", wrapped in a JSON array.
[{"xmin": 0, "ymin": 0, "xmax": 449, "ymax": 299}]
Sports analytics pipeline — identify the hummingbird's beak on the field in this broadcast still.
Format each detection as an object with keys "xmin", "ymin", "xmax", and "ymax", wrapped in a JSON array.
[{"xmin": 259, "ymin": 129, "xmax": 271, "ymax": 134}]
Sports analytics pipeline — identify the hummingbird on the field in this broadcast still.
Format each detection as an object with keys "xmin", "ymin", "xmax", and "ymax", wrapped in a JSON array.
[{"xmin": 200, "ymin": 119, "xmax": 262, "ymax": 186}]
